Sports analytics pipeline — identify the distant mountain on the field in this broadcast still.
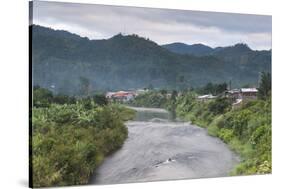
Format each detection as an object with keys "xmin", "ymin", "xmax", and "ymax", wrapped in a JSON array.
[
  {"xmin": 31, "ymin": 25, "xmax": 271, "ymax": 95},
  {"xmin": 162, "ymin": 42, "xmax": 257, "ymax": 57},
  {"xmin": 162, "ymin": 42, "xmax": 214, "ymax": 56}
]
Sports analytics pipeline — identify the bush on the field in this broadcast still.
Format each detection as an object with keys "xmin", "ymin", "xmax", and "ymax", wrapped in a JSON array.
[
  {"xmin": 93, "ymin": 94, "xmax": 108, "ymax": 106},
  {"xmin": 208, "ymin": 97, "xmax": 231, "ymax": 115},
  {"xmin": 218, "ymin": 128, "xmax": 234, "ymax": 143},
  {"xmin": 174, "ymin": 91, "xmax": 271, "ymax": 175},
  {"xmin": 33, "ymin": 87, "xmax": 53, "ymax": 107},
  {"xmin": 31, "ymin": 98, "xmax": 135, "ymax": 187}
]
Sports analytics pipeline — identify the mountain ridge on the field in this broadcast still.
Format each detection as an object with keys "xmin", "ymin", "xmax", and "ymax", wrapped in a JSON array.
[
  {"xmin": 162, "ymin": 42, "xmax": 269, "ymax": 56},
  {"xmin": 31, "ymin": 25, "xmax": 271, "ymax": 95}
]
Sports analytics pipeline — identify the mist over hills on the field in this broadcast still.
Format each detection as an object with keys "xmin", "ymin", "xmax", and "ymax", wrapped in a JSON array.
[{"xmin": 31, "ymin": 25, "xmax": 271, "ymax": 95}]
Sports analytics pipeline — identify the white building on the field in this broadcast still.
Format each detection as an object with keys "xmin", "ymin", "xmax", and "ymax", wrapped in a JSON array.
[{"xmin": 197, "ymin": 94, "xmax": 217, "ymax": 102}]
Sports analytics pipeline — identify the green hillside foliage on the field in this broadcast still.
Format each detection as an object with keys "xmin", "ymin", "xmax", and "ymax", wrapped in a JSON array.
[
  {"xmin": 31, "ymin": 25, "xmax": 271, "ymax": 94},
  {"xmin": 175, "ymin": 94, "xmax": 271, "ymax": 175},
  {"xmin": 31, "ymin": 87, "xmax": 135, "ymax": 187},
  {"xmin": 129, "ymin": 74, "xmax": 271, "ymax": 175},
  {"xmin": 196, "ymin": 82, "xmax": 228, "ymax": 95},
  {"xmin": 258, "ymin": 72, "xmax": 272, "ymax": 100},
  {"xmin": 162, "ymin": 42, "xmax": 214, "ymax": 56},
  {"xmin": 129, "ymin": 91, "xmax": 169, "ymax": 108}
]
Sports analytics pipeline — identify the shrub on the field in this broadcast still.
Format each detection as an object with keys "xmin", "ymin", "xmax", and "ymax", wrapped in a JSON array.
[{"xmin": 31, "ymin": 100, "xmax": 135, "ymax": 187}]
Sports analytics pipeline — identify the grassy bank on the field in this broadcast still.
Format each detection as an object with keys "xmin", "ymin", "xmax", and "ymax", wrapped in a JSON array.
[
  {"xmin": 127, "ymin": 87, "xmax": 271, "ymax": 175},
  {"xmin": 31, "ymin": 88, "xmax": 135, "ymax": 187},
  {"xmin": 175, "ymin": 93, "xmax": 271, "ymax": 175}
]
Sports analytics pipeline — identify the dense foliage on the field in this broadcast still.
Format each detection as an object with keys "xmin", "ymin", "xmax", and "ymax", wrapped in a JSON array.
[
  {"xmin": 31, "ymin": 88, "xmax": 135, "ymax": 187},
  {"xmin": 129, "ymin": 74, "xmax": 271, "ymax": 175},
  {"xmin": 33, "ymin": 85, "xmax": 76, "ymax": 107},
  {"xmin": 175, "ymin": 94, "xmax": 271, "ymax": 175},
  {"xmin": 32, "ymin": 25, "xmax": 271, "ymax": 94},
  {"xmin": 162, "ymin": 42, "xmax": 214, "ymax": 56},
  {"xmin": 129, "ymin": 91, "xmax": 170, "ymax": 108},
  {"xmin": 196, "ymin": 82, "xmax": 228, "ymax": 95},
  {"xmin": 258, "ymin": 72, "xmax": 272, "ymax": 100}
]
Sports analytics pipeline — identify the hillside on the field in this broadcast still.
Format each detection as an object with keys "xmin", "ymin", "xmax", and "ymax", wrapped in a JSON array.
[
  {"xmin": 31, "ymin": 25, "xmax": 271, "ymax": 95},
  {"xmin": 162, "ymin": 42, "xmax": 214, "ymax": 56}
]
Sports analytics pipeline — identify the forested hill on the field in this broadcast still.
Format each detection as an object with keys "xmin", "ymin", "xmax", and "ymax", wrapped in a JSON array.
[
  {"xmin": 162, "ymin": 42, "xmax": 271, "ymax": 57},
  {"xmin": 31, "ymin": 25, "xmax": 271, "ymax": 95},
  {"xmin": 162, "ymin": 42, "xmax": 214, "ymax": 56}
]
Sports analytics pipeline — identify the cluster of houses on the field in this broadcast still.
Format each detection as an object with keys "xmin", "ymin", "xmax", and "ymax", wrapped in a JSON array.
[
  {"xmin": 106, "ymin": 87, "xmax": 259, "ymax": 108},
  {"xmin": 197, "ymin": 88, "xmax": 258, "ymax": 108},
  {"xmin": 105, "ymin": 89, "xmax": 149, "ymax": 102},
  {"xmin": 106, "ymin": 91, "xmax": 136, "ymax": 102}
]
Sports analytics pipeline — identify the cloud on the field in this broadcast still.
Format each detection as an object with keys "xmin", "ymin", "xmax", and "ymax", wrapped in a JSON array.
[{"xmin": 32, "ymin": 1, "xmax": 272, "ymax": 50}]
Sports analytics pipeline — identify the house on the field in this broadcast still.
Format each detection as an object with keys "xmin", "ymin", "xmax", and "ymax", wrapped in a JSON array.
[
  {"xmin": 225, "ymin": 89, "xmax": 241, "ymax": 103},
  {"xmin": 106, "ymin": 91, "xmax": 136, "ymax": 102},
  {"xmin": 197, "ymin": 94, "xmax": 217, "ymax": 102},
  {"xmin": 135, "ymin": 88, "xmax": 149, "ymax": 96},
  {"xmin": 226, "ymin": 88, "xmax": 258, "ymax": 101},
  {"xmin": 105, "ymin": 92, "xmax": 116, "ymax": 99},
  {"xmin": 240, "ymin": 88, "xmax": 258, "ymax": 100},
  {"xmin": 225, "ymin": 88, "xmax": 258, "ymax": 108}
]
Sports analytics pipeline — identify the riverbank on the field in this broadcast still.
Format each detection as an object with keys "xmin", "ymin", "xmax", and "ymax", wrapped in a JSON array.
[
  {"xmin": 31, "ymin": 87, "xmax": 136, "ymax": 187},
  {"xmin": 128, "ymin": 90, "xmax": 271, "ymax": 175},
  {"xmin": 175, "ymin": 94, "xmax": 271, "ymax": 175}
]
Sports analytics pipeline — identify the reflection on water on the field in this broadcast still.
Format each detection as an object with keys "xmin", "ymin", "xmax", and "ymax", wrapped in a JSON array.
[
  {"xmin": 134, "ymin": 109, "xmax": 172, "ymax": 121},
  {"xmin": 130, "ymin": 107, "xmax": 177, "ymax": 122}
]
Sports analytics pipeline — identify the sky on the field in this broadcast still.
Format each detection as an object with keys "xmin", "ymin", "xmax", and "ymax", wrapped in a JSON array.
[{"xmin": 32, "ymin": 1, "xmax": 272, "ymax": 50}]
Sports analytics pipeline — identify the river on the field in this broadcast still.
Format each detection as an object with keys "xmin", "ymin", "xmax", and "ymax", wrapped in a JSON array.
[{"xmin": 90, "ymin": 107, "xmax": 239, "ymax": 185}]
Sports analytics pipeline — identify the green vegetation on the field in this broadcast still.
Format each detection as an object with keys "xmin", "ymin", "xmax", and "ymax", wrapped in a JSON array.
[
  {"xmin": 174, "ymin": 74, "xmax": 271, "ymax": 175},
  {"xmin": 129, "ymin": 73, "xmax": 271, "ymax": 175},
  {"xmin": 32, "ymin": 25, "xmax": 271, "ymax": 94},
  {"xmin": 196, "ymin": 82, "xmax": 228, "ymax": 95},
  {"xmin": 129, "ymin": 91, "xmax": 170, "ymax": 108},
  {"xmin": 258, "ymin": 72, "xmax": 272, "ymax": 100},
  {"xmin": 176, "ymin": 95, "xmax": 271, "ymax": 175},
  {"xmin": 31, "ymin": 87, "xmax": 135, "ymax": 187},
  {"xmin": 30, "ymin": 23, "xmax": 272, "ymax": 183}
]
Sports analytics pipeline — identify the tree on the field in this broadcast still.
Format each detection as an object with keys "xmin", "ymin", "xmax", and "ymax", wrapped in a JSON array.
[
  {"xmin": 160, "ymin": 89, "xmax": 167, "ymax": 96},
  {"xmin": 93, "ymin": 94, "xmax": 108, "ymax": 106},
  {"xmin": 208, "ymin": 97, "xmax": 231, "ymax": 115},
  {"xmin": 199, "ymin": 82, "xmax": 227, "ymax": 95},
  {"xmin": 33, "ymin": 86, "xmax": 53, "ymax": 107},
  {"xmin": 216, "ymin": 82, "xmax": 228, "ymax": 95},
  {"xmin": 79, "ymin": 76, "xmax": 90, "ymax": 96},
  {"xmin": 258, "ymin": 72, "xmax": 271, "ymax": 100},
  {"xmin": 201, "ymin": 82, "xmax": 214, "ymax": 94}
]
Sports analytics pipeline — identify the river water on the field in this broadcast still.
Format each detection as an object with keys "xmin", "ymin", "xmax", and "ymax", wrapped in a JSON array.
[{"xmin": 90, "ymin": 107, "xmax": 239, "ymax": 185}]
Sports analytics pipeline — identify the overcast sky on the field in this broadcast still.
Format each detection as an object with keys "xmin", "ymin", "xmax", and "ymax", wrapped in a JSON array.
[{"xmin": 32, "ymin": 1, "xmax": 272, "ymax": 50}]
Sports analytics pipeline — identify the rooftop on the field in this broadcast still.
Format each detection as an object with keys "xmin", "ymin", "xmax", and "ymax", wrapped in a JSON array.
[
  {"xmin": 241, "ymin": 88, "xmax": 258, "ymax": 93},
  {"xmin": 197, "ymin": 94, "xmax": 217, "ymax": 99}
]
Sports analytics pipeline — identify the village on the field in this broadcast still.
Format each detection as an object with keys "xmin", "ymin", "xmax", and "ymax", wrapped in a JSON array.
[
  {"xmin": 106, "ymin": 86, "xmax": 258, "ymax": 109},
  {"xmin": 105, "ymin": 89, "xmax": 148, "ymax": 102},
  {"xmin": 197, "ymin": 87, "xmax": 258, "ymax": 108}
]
